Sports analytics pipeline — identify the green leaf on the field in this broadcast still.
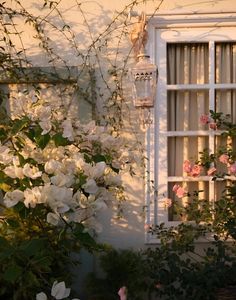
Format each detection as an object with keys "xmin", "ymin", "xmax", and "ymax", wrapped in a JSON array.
[
  {"xmin": 73, "ymin": 223, "xmax": 97, "ymax": 249},
  {"xmin": 3, "ymin": 265, "xmax": 22, "ymax": 282},
  {"xmin": 0, "ymin": 236, "xmax": 9, "ymax": 250},
  {"xmin": 14, "ymin": 202, "xmax": 30, "ymax": 219},
  {"xmin": 20, "ymin": 238, "xmax": 46, "ymax": 257},
  {"xmin": 0, "ymin": 247, "xmax": 14, "ymax": 261},
  {"xmin": 0, "ymin": 127, "xmax": 7, "ymax": 141},
  {"xmin": 35, "ymin": 132, "xmax": 50, "ymax": 149},
  {"xmin": 52, "ymin": 133, "xmax": 70, "ymax": 146},
  {"xmin": 11, "ymin": 118, "xmax": 29, "ymax": 135},
  {"xmin": 26, "ymin": 125, "xmax": 50, "ymax": 149},
  {"xmin": 6, "ymin": 218, "xmax": 20, "ymax": 229},
  {"xmin": 92, "ymin": 154, "xmax": 107, "ymax": 163}
]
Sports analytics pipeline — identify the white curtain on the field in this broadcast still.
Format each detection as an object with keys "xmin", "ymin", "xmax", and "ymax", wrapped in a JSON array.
[{"xmin": 167, "ymin": 43, "xmax": 209, "ymax": 178}]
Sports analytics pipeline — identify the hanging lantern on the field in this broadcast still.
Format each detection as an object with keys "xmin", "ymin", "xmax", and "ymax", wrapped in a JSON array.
[{"xmin": 131, "ymin": 53, "xmax": 157, "ymax": 108}]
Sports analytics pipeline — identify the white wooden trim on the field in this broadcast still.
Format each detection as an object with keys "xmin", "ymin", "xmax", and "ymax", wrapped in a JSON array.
[
  {"xmin": 167, "ymin": 83, "xmax": 236, "ymax": 90},
  {"xmin": 145, "ymin": 16, "xmax": 236, "ymax": 244},
  {"xmin": 164, "ymin": 130, "xmax": 219, "ymax": 137},
  {"xmin": 168, "ymin": 176, "xmax": 211, "ymax": 182},
  {"xmin": 148, "ymin": 13, "xmax": 236, "ymax": 29},
  {"xmin": 208, "ymin": 41, "xmax": 216, "ymax": 209}
]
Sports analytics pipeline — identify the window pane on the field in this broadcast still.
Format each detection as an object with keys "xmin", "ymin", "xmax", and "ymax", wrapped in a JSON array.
[
  {"xmin": 167, "ymin": 43, "xmax": 209, "ymax": 84},
  {"xmin": 215, "ymin": 42, "xmax": 236, "ymax": 84},
  {"xmin": 168, "ymin": 181, "xmax": 209, "ymax": 221},
  {"xmin": 168, "ymin": 90, "xmax": 209, "ymax": 131},
  {"xmin": 215, "ymin": 90, "xmax": 236, "ymax": 123},
  {"xmin": 168, "ymin": 136, "xmax": 209, "ymax": 176}
]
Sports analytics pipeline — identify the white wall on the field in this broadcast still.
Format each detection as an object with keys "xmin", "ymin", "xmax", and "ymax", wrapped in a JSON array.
[{"xmin": 3, "ymin": 0, "xmax": 236, "ymax": 250}]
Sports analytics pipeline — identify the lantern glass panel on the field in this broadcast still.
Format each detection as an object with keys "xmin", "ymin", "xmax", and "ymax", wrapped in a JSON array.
[{"xmin": 131, "ymin": 55, "xmax": 157, "ymax": 107}]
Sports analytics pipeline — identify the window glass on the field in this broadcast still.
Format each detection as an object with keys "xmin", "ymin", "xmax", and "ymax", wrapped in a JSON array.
[
  {"xmin": 168, "ymin": 90, "xmax": 209, "ymax": 131},
  {"xmin": 167, "ymin": 43, "xmax": 209, "ymax": 84},
  {"xmin": 168, "ymin": 136, "xmax": 208, "ymax": 177},
  {"xmin": 215, "ymin": 42, "xmax": 236, "ymax": 84}
]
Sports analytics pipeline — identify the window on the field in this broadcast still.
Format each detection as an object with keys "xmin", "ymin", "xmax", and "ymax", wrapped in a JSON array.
[{"xmin": 146, "ymin": 14, "xmax": 236, "ymax": 242}]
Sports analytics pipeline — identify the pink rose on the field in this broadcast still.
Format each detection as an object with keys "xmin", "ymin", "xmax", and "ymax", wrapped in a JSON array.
[
  {"xmin": 172, "ymin": 184, "xmax": 180, "ymax": 193},
  {"xmin": 228, "ymin": 162, "xmax": 236, "ymax": 175},
  {"xmin": 183, "ymin": 160, "xmax": 192, "ymax": 173},
  {"xmin": 200, "ymin": 114, "xmax": 209, "ymax": 125},
  {"xmin": 118, "ymin": 287, "xmax": 127, "ymax": 300},
  {"xmin": 207, "ymin": 167, "xmax": 217, "ymax": 176},
  {"xmin": 209, "ymin": 122, "xmax": 217, "ymax": 130},
  {"xmin": 164, "ymin": 198, "xmax": 172, "ymax": 208},
  {"xmin": 144, "ymin": 223, "xmax": 150, "ymax": 231},
  {"xmin": 190, "ymin": 165, "xmax": 201, "ymax": 177},
  {"xmin": 219, "ymin": 154, "xmax": 229, "ymax": 164},
  {"xmin": 176, "ymin": 186, "xmax": 186, "ymax": 198},
  {"xmin": 155, "ymin": 283, "xmax": 162, "ymax": 289}
]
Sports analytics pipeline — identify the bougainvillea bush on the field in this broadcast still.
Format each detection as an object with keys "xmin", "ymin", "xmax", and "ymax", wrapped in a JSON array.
[{"xmin": 0, "ymin": 94, "xmax": 131, "ymax": 299}]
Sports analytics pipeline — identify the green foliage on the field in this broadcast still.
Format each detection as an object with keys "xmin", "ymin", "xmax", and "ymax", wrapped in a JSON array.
[
  {"xmin": 0, "ymin": 204, "xmax": 101, "ymax": 300},
  {"xmin": 86, "ymin": 249, "xmax": 148, "ymax": 300}
]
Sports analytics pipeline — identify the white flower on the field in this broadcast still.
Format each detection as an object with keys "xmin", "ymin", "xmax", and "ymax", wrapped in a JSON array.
[
  {"xmin": 105, "ymin": 172, "xmax": 122, "ymax": 186},
  {"xmin": 20, "ymin": 141, "xmax": 36, "ymax": 159},
  {"xmin": 43, "ymin": 185, "xmax": 72, "ymax": 213},
  {"xmin": 74, "ymin": 157, "xmax": 91, "ymax": 175},
  {"xmin": 61, "ymin": 158, "xmax": 76, "ymax": 175},
  {"xmin": 0, "ymin": 145, "xmax": 13, "ymax": 164},
  {"xmin": 51, "ymin": 281, "xmax": 71, "ymax": 300},
  {"xmin": 45, "ymin": 159, "xmax": 62, "ymax": 174},
  {"xmin": 23, "ymin": 187, "xmax": 43, "ymax": 208},
  {"xmin": 23, "ymin": 163, "xmax": 42, "ymax": 179},
  {"xmin": 61, "ymin": 119, "xmax": 74, "ymax": 141},
  {"xmin": 81, "ymin": 120, "xmax": 97, "ymax": 134},
  {"xmin": 39, "ymin": 119, "xmax": 52, "ymax": 135},
  {"xmin": 50, "ymin": 173, "xmax": 74, "ymax": 187},
  {"xmin": 35, "ymin": 105, "xmax": 51, "ymax": 121},
  {"xmin": 4, "ymin": 165, "xmax": 24, "ymax": 179},
  {"xmin": 93, "ymin": 198, "xmax": 107, "ymax": 211},
  {"xmin": 51, "ymin": 186, "xmax": 73, "ymax": 204},
  {"xmin": 4, "ymin": 190, "xmax": 24, "ymax": 207},
  {"xmin": 84, "ymin": 216, "xmax": 103, "ymax": 233},
  {"xmin": 36, "ymin": 292, "xmax": 47, "ymax": 300},
  {"xmin": 90, "ymin": 161, "xmax": 107, "ymax": 179},
  {"xmin": 55, "ymin": 202, "xmax": 70, "ymax": 214},
  {"xmin": 47, "ymin": 212, "xmax": 60, "ymax": 225},
  {"xmin": 72, "ymin": 190, "xmax": 81, "ymax": 203},
  {"xmin": 42, "ymin": 173, "xmax": 50, "ymax": 183},
  {"xmin": 82, "ymin": 179, "xmax": 99, "ymax": 194}
]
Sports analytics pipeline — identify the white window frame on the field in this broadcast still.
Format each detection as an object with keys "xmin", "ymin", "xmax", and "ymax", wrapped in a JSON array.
[{"xmin": 145, "ymin": 13, "xmax": 236, "ymax": 244}]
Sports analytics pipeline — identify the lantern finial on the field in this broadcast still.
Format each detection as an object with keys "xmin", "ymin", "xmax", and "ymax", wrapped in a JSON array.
[{"xmin": 129, "ymin": 12, "xmax": 148, "ymax": 61}]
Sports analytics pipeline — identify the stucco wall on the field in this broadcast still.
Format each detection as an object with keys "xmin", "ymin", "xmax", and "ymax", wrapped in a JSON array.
[{"xmin": 2, "ymin": 0, "xmax": 236, "ymax": 250}]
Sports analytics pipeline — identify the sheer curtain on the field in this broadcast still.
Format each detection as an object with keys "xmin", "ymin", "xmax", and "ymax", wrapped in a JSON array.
[
  {"xmin": 167, "ymin": 43, "xmax": 209, "ymax": 177},
  {"xmin": 215, "ymin": 43, "xmax": 236, "ymax": 154},
  {"xmin": 215, "ymin": 42, "xmax": 236, "ymax": 122}
]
